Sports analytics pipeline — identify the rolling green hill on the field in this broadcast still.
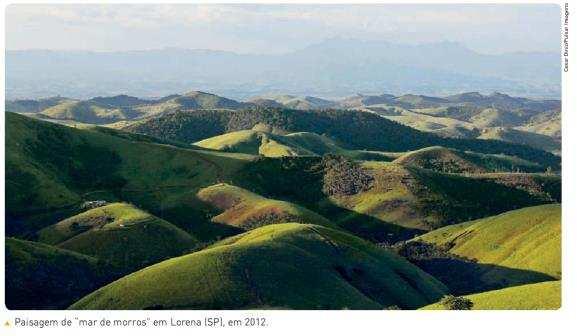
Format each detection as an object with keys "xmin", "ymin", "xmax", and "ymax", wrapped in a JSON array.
[
  {"xmin": 478, "ymin": 127, "xmax": 560, "ymax": 154},
  {"xmin": 10, "ymin": 91, "xmax": 560, "ymax": 156},
  {"xmin": 384, "ymin": 109, "xmax": 480, "ymax": 139},
  {"xmin": 12, "ymin": 91, "xmax": 248, "ymax": 125},
  {"xmin": 123, "ymin": 107, "xmax": 560, "ymax": 170},
  {"xmin": 249, "ymin": 94, "xmax": 337, "ymax": 110},
  {"xmin": 412, "ymin": 204, "xmax": 560, "ymax": 293},
  {"xmin": 471, "ymin": 173, "xmax": 561, "ymax": 203},
  {"xmin": 246, "ymin": 98, "xmax": 285, "ymax": 108},
  {"xmin": 341, "ymin": 93, "xmax": 561, "ymax": 153},
  {"xmin": 87, "ymin": 94, "xmax": 152, "ymax": 107},
  {"xmin": 421, "ymin": 281, "xmax": 560, "ymax": 310},
  {"xmin": 5, "ymin": 91, "xmax": 563, "ymax": 311},
  {"xmin": 194, "ymin": 128, "xmax": 397, "ymax": 160},
  {"xmin": 195, "ymin": 129, "xmax": 315, "ymax": 157},
  {"xmin": 70, "ymin": 223, "xmax": 448, "ymax": 310},
  {"xmin": 339, "ymin": 93, "xmax": 396, "ymax": 108},
  {"xmin": 7, "ymin": 112, "xmax": 558, "ymax": 245},
  {"xmin": 373, "ymin": 107, "xmax": 560, "ymax": 154},
  {"xmin": 6, "ymin": 238, "xmax": 118, "ymax": 309},
  {"xmin": 517, "ymin": 109, "xmax": 561, "ymax": 139},
  {"xmin": 6, "ymin": 96, "xmax": 71, "ymax": 113},
  {"xmin": 5, "ymin": 112, "xmax": 250, "ymax": 241},
  {"xmin": 393, "ymin": 94, "xmax": 449, "ymax": 108},
  {"xmin": 37, "ymin": 203, "xmax": 199, "ymax": 271},
  {"xmin": 331, "ymin": 163, "xmax": 554, "ymax": 233},
  {"xmin": 232, "ymin": 156, "xmax": 558, "ymax": 243},
  {"xmin": 197, "ymin": 183, "xmax": 334, "ymax": 230},
  {"xmin": 133, "ymin": 91, "xmax": 248, "ymax": 116},
  {"xmin": 40, "ymin": 100, "xmax": 142, "ymax": 124},
  {"xmin": 393, "ymin": 146, "xmax": 544, "ymax": 174},
  {"xmin": 469, "ymin": 108, "xmax": 524, "ymax": 128}
]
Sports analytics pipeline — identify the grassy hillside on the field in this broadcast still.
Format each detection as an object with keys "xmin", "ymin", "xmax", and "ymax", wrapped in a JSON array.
[
  {"xmin": 5, "ymin": 112, "xmax": 249, "ymax": 241},
  {"xmin": 123, "ymin": 107, "xmax": 560, "ymax": 170},
  {"xmin": 40, "ymin": 100, "xmax": 142, "ymax": 124},
  {"xmin": 231, "ymin": 156, "xmax": 558, "ymax": 243},
  {"xmin": 331, "ymin": 163, "xmax": 554, "ymax": 233},
  {"xmin": 194, "ymin": 129, "xmax": 315, "ymax": 157},
  {"xmin": 247, "ymin": 98, "xmax": 285, "ymax": 108},
  {"xmin": 194, "ymin": 128, "xmax": 397, "ymax": 160},
  {"xmin": 421, "ymin": 281, "xmax": 560, "ymax": 310},
  {"xmin": 134, "ymin": 91, "xmax": 248, "ymax": 116},
  {"xmin": 87, "ymin": 94, "xmax": 152, "ymax": 107},
  {"xmin": 393, "ymin": 146, "xmax": 544, "ymax": 174},
  {"xmin": 339, "ymin": 93, "xmax": 396, "ymax": 108},
  {"xmin": 394, "ymin": 94, "xmax": 449, "ymax": 108},
  {"xmin": 197, "ymin": 183, "xmax": 334, "ymax": 230},
  {"xmin": 517, "ymin": 109, "xmax": 561, "ymax": 139},
  {"xmin": 7, "ymin": 112, "xmax": 558, "ymax": 245},
  {"xmin": 6, "ymin": 238, "xmax": 118, "ymax": 309},
  {"xmin": 70, "ymin": 223, "xmax": 448, "ymax": 310},
  {"xmin": 471, "ymin": 173, "xmax": 561, "ymax": 203},
  {"xmin": 249, "ymin": 94, "xmax": 337, "ymax": 110},
  {"xmin": 344, "ymin": 94, "xmax": 561, "ymax": 153},
  {"xmin": 478, "ymin": 127, "xmax": 560, "ymax": 154},
  {"xmin": 413, "ymin": 204, "xmax": 560, "ymax": 292},
  {"xmin": 469, "ymin": 108, "xmax": 524, "ymax": 128},
  {"xmin": 384, "ymin": 109, "xmax": 480, "ymax": 139},
  {"xmin": 375, "ymin": 107, "xmax": 559, "ymax": 154},
  {"xmin": 37, "ymin": 203, "xmax": 199, "ymax": 271},
  {"xmin": 6, "ymin": 97, "xmax": 71, "ymax": 113}
]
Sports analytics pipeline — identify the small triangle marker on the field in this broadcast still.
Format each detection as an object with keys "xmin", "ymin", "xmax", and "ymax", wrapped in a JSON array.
[{"xmin": 4, "ymin": 320, "xmax": 10, "ymax": 327}]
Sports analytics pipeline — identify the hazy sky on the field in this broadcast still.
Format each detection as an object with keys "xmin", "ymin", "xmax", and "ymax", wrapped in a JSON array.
[{"xmin": 6, "ymin": 4, "xmax": 561, "ymax": 55}]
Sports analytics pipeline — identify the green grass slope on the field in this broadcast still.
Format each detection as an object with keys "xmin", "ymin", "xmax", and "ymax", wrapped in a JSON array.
[
  {"xmin": 471, "ymin": 173, "xmax": 561, "ymax": 203},
  {"xmin": 134, "ymin": 91, "xmax": 248, "ymax": 116},
  {"xmin": 5, "ymin": 112, "xmax": 250, "ymax": 241},
  {"xmin": 394, "ymin": 94, "xmax": 448, "ymax": 108},
  {"xmin": 6, "ymin": 97, "xmax": 71, "ymax": 113},
  {"xmin": 40, "ymin": 100, "xmax": 141, "ymax": 124},
  {"xmin": 37, "ymin": 203, "xmax": 198, "ymax": 271},
  {"xmin": 470, "ymin": 108, "xmax": 524, "ymax": 128},
  {"xmin": 414, "ymin": 204, "xmax": 561, "ymax": 289},
  {"xmin": 87, "ymin": 94, "xmax": 152, "ymax": 108},
  {"xmin": 478, "ymin": 127, "xmax": 560, "ymax": 154},
  {"xmin": 197, "ymin": 183, "xmax": 334, "ymax": 230},
  {"xmin": 517, "ymin": 110, "xmax": 561, "ymax": 139},
  {"xmin": 70, "ymin": 223, "xmax": 448, "ymax": 310},
  {"xmin": 393, "ymin": 146, "xmax": 544, "ymax": 174},
  {"xmin": 250, "ymin": 94, "xmax": 337, "ymax": 110},
  {"xmin": 421, "ymin": 281, "xmax": 560, "ymax": 310},
  {"xmin": 384, "ymin": 110, "xmax": 480, "ymax": 139},
  {"xmin": 232, "ymin": 156, "xmax": 558, "ymax": 243},
  {"xmin": 194, "ymin": 129, "xmax": 316, "ymax": 157},
  {"xmin": 195, "ymin": 128, "xmax": 397, "ymax": 160},
  {"xmin": 332, "ymin": 163, "xmax": 554, "ymax": 233},
  {"xmin": 5, "ymin": 238, "xmax": 117, "ymax": 309},
  {"xmin": 122, "ymin": 107, "xmax": 560, "ymax": 170}
]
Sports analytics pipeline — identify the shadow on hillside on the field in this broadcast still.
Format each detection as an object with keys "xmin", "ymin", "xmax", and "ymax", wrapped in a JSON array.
[
  {"xmin": 230, "ymin": 156, "xmax": 426, "ymax": 243},
  {"xmin": 413, "ymin": 258, "xmax": 558, "ymax": 295},
  {"xmin": 6, "ymin": 206, "xmax": 84, "ymax": 239},
  {"xmin": 320, "ymin": 202, "xmax": 424, "ymax": 243}
]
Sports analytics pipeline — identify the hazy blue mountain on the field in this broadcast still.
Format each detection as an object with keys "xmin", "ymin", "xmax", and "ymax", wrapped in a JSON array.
[{"xmin": 6, "ymin": 39, "xmax": 560, "ymax": 100}]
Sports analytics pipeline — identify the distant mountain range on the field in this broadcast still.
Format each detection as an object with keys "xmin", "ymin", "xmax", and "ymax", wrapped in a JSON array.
[{"xmin": 6, "ymin": 39, "xmax": 560, "ymax": 99}]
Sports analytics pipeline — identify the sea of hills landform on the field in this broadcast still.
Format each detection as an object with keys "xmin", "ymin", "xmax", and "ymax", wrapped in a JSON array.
[{"xmin": 5, "ymin": 88, "xmax": 561, "ymax": 310}]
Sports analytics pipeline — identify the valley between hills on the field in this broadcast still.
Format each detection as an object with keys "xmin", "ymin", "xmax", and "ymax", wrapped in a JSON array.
[{"xmin": 5, "ymin": 90, "xmax": 561, "ymax": 310}]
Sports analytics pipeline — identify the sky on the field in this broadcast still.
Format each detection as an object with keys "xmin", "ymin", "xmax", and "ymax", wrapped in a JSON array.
[{"xmin": 6, "ymin": 4, "xmax": 561, "ymax": 55}]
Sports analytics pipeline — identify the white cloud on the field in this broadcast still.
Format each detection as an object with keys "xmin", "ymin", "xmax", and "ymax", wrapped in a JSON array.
[{"xmin": 5, "ymin": 4, "xmax": 560, "ymax": 54}]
